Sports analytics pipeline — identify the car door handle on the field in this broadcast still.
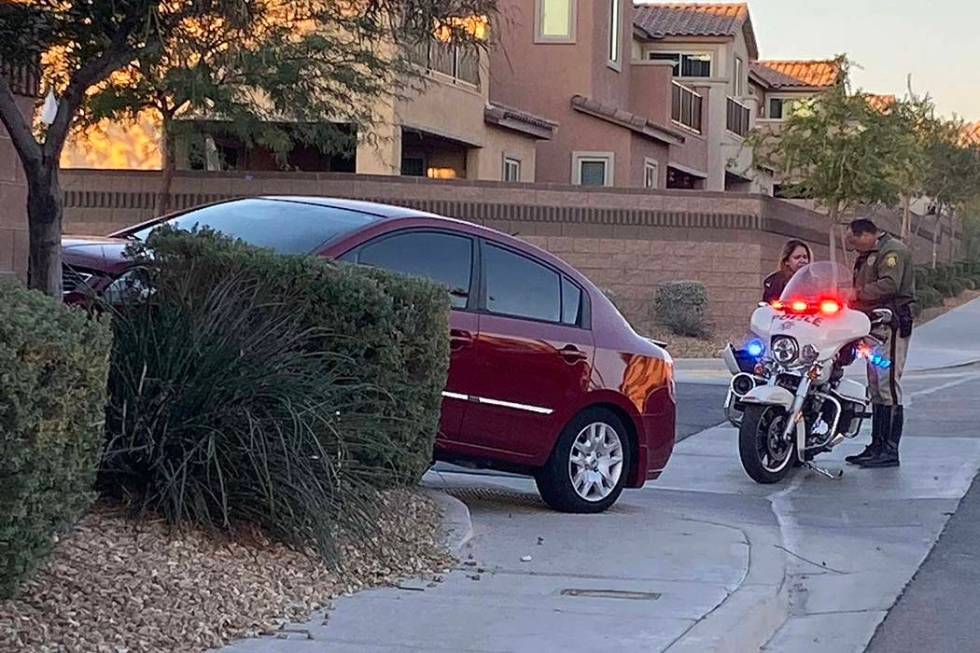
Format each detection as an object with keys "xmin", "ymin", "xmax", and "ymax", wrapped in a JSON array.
[
  {"xmin": 559, "ymin": 345, "xmax": 588, "ymax": 363},
  {"xmin": 450, "ymin": 329, "xmax": 474, "ymax": 349}
]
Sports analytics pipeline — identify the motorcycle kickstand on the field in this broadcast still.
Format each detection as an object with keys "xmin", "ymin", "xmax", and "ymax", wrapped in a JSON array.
[{"xmin": 803, "ymin": 461, "xmax": 844, "ymax": 479}]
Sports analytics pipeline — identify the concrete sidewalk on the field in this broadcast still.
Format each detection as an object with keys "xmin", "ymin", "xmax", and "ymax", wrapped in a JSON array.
[
  {"xmin": 221, "ymin": 470, "xmax": 780, "ymax": 652},
  {"xmin": 905, "ymin": 298, "xmax": 980, "ymax": 371},
  {"xmin": 220, "ymin": 366, "xmax": 980, "ymax": 653}
]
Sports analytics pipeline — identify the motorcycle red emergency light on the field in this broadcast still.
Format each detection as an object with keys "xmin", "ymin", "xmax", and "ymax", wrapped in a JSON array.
[
  {"xmin": 772, "ymin": 298, "xmax": 845, "ymax": 316},
  {"xmin": 819, "ymin": 299, "xmax": 842, "ymax": 315}
]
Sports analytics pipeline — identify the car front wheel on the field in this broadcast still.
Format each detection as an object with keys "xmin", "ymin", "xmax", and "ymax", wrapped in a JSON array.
[{"xmin": 535, "ymin": 408, "xmax": 631, "ymax": 513}]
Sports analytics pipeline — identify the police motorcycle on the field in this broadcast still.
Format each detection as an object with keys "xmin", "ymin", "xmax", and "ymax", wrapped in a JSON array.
[{"xmin": 722, "ymin": 262, "xmax": 895, "ymax": 484}]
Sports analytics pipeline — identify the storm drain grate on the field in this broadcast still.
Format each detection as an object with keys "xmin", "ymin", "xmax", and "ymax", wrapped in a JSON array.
[{"xmin": 560, "ymin": 589, "xmax": 661, "ymax": 601}]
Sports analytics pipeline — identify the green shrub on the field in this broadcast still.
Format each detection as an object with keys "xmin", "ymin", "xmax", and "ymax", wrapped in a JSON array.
[
  {"xmin": 915, "ymin": 285, "xmax": 943, "ymax": 310},
  {"xmin": 0, "ymin": 281, "xmax": 111, "ymax": 598},
  {"xmin": 101, "ymin": 229, "xmax": 450, "ymax": 558},
  {"xmin": 654, "ymin": 281, "xmax": 711, "ymax": 338},
  {"xmin": 914, "ymin": 267, "xmax": 933, "ymax": 290}
]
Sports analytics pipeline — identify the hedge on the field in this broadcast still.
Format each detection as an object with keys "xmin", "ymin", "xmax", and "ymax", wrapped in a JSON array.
[
  {"xmin": 655, "ymin": 281, "xmax": 710, "ymax": 338},
  {"xmin": 100, "ymin": 229, "xmax": 450, "ymax": 557},
  {"xmin": 0, "ymin": 281, "xmax": 111, "ymax": 598}
]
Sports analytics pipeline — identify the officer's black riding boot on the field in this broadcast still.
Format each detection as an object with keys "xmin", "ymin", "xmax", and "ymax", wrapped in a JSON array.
[
  {"xmin": 845, "ymin": 404, "xmax": 884, "ymax": 464},
  {"xmin": 859, "ymin": 405, "xmax": 902, "ymax": 468}
]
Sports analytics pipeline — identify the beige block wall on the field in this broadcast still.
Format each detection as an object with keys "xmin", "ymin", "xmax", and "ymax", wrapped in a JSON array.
[
  {"xmin": 523, "ymin": 235, "xmax": 762, "ymax": 334},
  {"xmin": 59, "ymin": 170, "xmax": 963, "ymax": 333},
  {"xmin": 0, "ymin": 95, "xmax": 32, "ymax": 281}
]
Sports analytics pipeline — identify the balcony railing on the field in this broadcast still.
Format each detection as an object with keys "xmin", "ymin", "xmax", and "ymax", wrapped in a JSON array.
[
  {"xmin": 671, "ymin": 81, "xmax": 703, "ymax": 133},
  {"xmin": 412, "ymin": 40, "xmax": 480, "ymax": 86},
  {"xmin": 0, "ymin": 59, "xmax": 41, "ymax": 97},
  {"xmin": 726, "ymin": 96, "xmax": 751, "ymax": 137}
]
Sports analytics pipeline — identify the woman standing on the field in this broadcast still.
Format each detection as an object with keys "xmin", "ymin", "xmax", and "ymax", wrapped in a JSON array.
[{"xmin": 763, "ymin": 240, "xmax": 813, "ymax": 303}]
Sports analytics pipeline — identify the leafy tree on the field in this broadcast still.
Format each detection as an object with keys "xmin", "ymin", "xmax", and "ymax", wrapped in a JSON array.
[
  {"xmin": 881, "ymin": 84, "xmax": 932, "ymax": 241},
  {"xmin": 749, "ymin": 57, "xmax": 906, "ymax": 265},
  {"xmin": 918, "ymin": 117, "xmax": 980, "ymax": 267},
  {"xmin": 0, "ymin": 1, "xmax": 497, "ymax": 296}
]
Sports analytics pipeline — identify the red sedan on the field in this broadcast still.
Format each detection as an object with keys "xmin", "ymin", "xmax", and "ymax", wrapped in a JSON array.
[{"xmin": 62, "ymin": 196, "xmax": 676, "ymax": 512}]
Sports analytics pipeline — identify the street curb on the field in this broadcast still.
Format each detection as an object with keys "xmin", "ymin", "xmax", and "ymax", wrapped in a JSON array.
[
  {"xmin": 674, "ymin": 357, "xmax": 725, "ymax": 370},
  {"xmin": 422, "ymin": 489, "xmax": 474, "ymax": 557},
  {"xmin": 666, "ymin": 525, "xmax": 790, "ymax": 653}
]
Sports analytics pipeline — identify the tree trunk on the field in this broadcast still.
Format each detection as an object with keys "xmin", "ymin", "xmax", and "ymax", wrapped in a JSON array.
[
  {"xmin": 901, "ymin": 195, "xmax": 911, "ymax": 241},
  {"xmin": 828, "ymin": 203, "xmax": 840, "ymax": 269},
  {"xmin": 949, "ymin": 211, "xmax": 957, "ymax": 263},
  {"xmin": 157, "ymin": 115, "xmax": 176, "ymax": 215},
  {"xmin": 932, "ymin": 203, "xmax": 942, "ymax": 269},
  {"xmin": 26, "ymin": 165, "xmax": 64, "ymax": 296}
]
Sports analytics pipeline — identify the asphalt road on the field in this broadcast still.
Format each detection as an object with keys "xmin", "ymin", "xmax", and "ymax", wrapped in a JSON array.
[
  {"xmin": 675, "ymin": 382, "xmax": 728, "ymax": 441},
  {"xmin": 866, "ymin": 374, "xmax": 980, "ymax": 652}
]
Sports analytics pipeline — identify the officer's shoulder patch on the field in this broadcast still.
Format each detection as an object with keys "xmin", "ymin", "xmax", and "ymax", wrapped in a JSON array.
[{"xmin": 884, "ymin": 254, "xmax": 898, "ymax": 268}]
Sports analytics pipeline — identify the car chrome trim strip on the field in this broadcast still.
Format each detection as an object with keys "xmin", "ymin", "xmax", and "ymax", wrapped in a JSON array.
[{"xmin": 441, "ymin": 392, "xmax": 554, "ymax": 415}]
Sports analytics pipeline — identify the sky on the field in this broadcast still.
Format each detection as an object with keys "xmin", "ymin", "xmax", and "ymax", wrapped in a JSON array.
[{"xmin": 744, "ymin": 0, "xmax": 978, "ymax": 121}]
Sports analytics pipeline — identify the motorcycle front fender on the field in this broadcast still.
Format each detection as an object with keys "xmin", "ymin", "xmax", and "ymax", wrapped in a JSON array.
[{"xmin": 740, "ymin": 385, "xmax": 795, "ymax": 409}]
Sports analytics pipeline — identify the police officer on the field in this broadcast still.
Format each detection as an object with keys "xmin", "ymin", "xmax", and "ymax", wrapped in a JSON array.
[{"xmin": 845, "ymin": 218, "xmax": 915, "ymax": 468}]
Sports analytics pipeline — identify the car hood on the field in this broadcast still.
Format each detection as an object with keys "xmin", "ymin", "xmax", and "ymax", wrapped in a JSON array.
[{"xmin": 62, "ymin": 235, "xmax": 134, "ymax": 276}]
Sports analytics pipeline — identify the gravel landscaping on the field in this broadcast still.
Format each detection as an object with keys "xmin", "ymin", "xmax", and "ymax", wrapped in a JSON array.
[{"xmin": 0, "ymin": 491, "xmax": 452, "ymax": 653}]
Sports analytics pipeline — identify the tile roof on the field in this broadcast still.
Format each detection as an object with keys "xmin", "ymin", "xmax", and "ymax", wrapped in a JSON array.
[
  {"xmin": 484, "ymin": 102, "xmax": 558, "ymax": 140},
  {"xmin": 962, "ymin": 122, "xmax": 980, "ymax": 146},
  {"xmin": 634, "ymin": 3, "xmax": 757, "ymax": 58},
  {"xmin": 750, "ymin": 60, "xmax": 842, "ymax": 89},
  {"xmin": 570, "ymin": 95, "xmax": 685, "ymax": 145},
  {"xmin": 863, "ymin": 94, "xmax": 897, "ymax": 113}
]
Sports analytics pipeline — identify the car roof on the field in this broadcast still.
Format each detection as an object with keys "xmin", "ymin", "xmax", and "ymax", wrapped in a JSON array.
[
  {"xmin": 256, "ymin": 195, "xmax": 587, "ymax": 285},
  {"xmin": 258, "ymin": 195, "xmax": 433, "ymax": 219}
]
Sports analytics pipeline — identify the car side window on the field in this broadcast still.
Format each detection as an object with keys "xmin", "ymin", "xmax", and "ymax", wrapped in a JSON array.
[
  {"xmin": 348, "ymin": 231, "xmax": 473, "ymax": 309},
  {"xmin": 483, "ymin": 243, "xmax": 562, "ymax": 322},
  {"xmin": 561, "ymin": 277, "xmax": 583, "ymax": 326}
]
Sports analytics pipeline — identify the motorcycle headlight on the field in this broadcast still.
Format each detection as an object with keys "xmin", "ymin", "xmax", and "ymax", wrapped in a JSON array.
[{"xmin": 771, "ymin": 336, "xmax": 800, "ymax": 365}]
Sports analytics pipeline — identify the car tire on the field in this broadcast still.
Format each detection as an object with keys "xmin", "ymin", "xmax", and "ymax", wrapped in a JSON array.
[{"xmin": 535, "ymin": 408, "xmax": 632, "ymax": 513}]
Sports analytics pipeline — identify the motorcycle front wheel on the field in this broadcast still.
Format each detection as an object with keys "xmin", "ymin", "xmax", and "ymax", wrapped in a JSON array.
[{"xmin": 738, "ymin": 404, "xmax": 797, "ymax": 484}]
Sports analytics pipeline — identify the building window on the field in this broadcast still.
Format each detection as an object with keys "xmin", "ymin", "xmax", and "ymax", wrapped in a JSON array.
[
  {"xmin": 644, "ymin": 159, "xmax": 659, "ymax": 189},
  {"xmin": 573, "ymin": 152, "xmax": 613, "ymax": 187},
  {"xmin": 671, "ymin": 82, "xmax": 703, "ymax": 133},
  {"xmin": 607, "ymin": 0, "xmax": 621, "ymax": 67},
  {"xmin": 648, "ymin": 52, "xmax": 712, "ymax": 77},
  {"xmin": 503, "ymin": 156, "xmax": 522, "ymax": 182},
  {"xmin": 769, "ymin": 98, "xmax": 784, "ymax": 120},
  {"xmin": 734, "ymin": 56, "xmax": 744, "ymax": 96},
  {"xmin": 536, "ymin": 0, "xmax": 576, "ymax": 42},
  {"xmin": 767, "ymin": 97, "xmax": 805, "ymax": 120}
]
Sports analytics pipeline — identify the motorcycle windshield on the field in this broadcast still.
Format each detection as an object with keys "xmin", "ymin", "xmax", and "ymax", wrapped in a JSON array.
[{"xmin": 779, "ymin": 261, "xmax": 853, "ymax": 303}]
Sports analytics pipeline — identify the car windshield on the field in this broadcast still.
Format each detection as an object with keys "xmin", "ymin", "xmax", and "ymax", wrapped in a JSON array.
[
  {"xmin": 128, "ymin": 198, "xmax": 381, "ymax": 255},
  {"xmin": 780, "ymin": 261, "xmax": 853, "ymax": 302}
]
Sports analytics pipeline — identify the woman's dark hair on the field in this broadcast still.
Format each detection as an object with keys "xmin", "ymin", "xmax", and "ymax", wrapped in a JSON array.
[{"xmin": 778, "ymin": 239, "xmax": 812, "ymax": 273}]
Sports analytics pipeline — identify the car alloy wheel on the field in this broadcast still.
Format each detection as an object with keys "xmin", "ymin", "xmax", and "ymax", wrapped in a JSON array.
[{"xmin": 568, "ymin": 422, "xmax": 625, "ymax": 502}]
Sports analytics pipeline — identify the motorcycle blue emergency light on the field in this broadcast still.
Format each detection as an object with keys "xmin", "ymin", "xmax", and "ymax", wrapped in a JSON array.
[
  {"xmin": 746, "ymin": 339, "xmax": 765, "ymax": 358},
  {"xmin": 869, "ymin": 354, "xmax": 891, "ymax": 369}
]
